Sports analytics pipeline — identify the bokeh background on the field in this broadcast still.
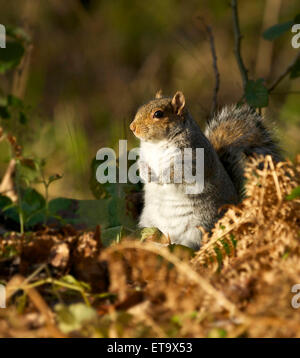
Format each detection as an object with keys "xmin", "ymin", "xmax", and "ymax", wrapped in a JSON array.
[{"xmin": 0, "ymin": 0, "xmax": 299, "ymax": 199}]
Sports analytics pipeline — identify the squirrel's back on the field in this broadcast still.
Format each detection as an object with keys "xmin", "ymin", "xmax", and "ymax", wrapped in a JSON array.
[{"xmin": 205, "ymin": 105, "xmax": 282, "ymax": 196}]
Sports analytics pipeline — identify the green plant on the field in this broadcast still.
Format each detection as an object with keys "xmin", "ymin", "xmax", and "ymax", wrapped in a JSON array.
[{"xmin": 230, "ymin": 0, "xmax": 300, "ymax": 109}]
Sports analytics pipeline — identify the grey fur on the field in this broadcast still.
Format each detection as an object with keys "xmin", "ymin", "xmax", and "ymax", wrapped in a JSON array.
[{"xmin": 133, "ymin": 99, "xmax": 281, "ymax": 250}]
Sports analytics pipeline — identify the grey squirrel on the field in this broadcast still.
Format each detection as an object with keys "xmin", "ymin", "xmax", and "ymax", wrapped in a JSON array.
[{"xmin": 129, "ymin": 91, "xmax": 282, "ymax": 250}]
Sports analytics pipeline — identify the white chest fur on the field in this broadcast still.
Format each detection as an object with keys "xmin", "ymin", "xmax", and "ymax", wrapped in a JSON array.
[
  {"xmin": 138, "ymin": 140, "xmax": 202, "ymax": 249},
  {"xmin": 139, "ymin": 140, "xmax": 180, "ymax": 177}
]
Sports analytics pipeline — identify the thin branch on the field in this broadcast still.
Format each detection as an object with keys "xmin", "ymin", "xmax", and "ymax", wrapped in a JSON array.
[
  {"xmin": 203, "ymin": 22, "xmax": 220, "ymax": 118},
  {"xmin": 231, "ymin": 0, "xmax": 248, "ymax": 91},
  {"xmin": 268, "ymin": 51, "xmax": 300, "ymax": 93},
  {"xmin": 0, "ymin": 158, "xmax": 17, "ymax": 202}
]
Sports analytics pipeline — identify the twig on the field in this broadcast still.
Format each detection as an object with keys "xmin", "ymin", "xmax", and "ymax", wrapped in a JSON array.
[
  {"xmin": 23, "ymin": 278, "xmax": 91, "ymax": 306},
  {"xmin": 0, "ymin": 158, "xmax": 17, "ymax": 201},
  {"xmin": 254, "ymin": 0, "xmax": 282, "ymax": 79},
  {"xmin": 267, "ymin": 155, "xmax": 282, "ymax": 201},
  {"xmin": 231, "ymin": 0, "xmax": 248, "ymax": 91},
  {"xmin": 6, "ymin": 275, "xmax": 65, "ymax": 338},
  {"xmin": 268, "ymin": 51, "xmax": 300, "ymax": 93},
  {"xmin": 203, "ymin": 22, "xmax": 220, "ymax": 118},
  {"xmin": 1, "ymin": 3, "xmax": 36, "ymax": 205},
  {"xmin": 12, "ymin": 44, "xmax": 33, "ymax": 99}
]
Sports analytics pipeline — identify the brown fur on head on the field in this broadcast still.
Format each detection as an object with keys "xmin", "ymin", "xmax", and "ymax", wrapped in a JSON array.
[{"xmin": 130, "ymin": 91, "xmax": 186, "ymax": 142}]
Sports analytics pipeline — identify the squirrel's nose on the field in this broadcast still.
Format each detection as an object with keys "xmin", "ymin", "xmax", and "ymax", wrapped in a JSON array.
[{"xmin": 130, "ymin": 122, "xmax": 136, "ymax": 132}]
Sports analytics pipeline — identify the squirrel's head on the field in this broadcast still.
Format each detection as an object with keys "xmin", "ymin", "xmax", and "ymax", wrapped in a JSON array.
[{"xmin": 130, "ymin": 91, "xmax": 187, "ymax": 142}]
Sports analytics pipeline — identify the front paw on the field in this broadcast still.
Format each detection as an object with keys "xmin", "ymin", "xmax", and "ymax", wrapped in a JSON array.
[{"xmin": 138, "ymin": 160, "xmax": 150, "ymax": 182}]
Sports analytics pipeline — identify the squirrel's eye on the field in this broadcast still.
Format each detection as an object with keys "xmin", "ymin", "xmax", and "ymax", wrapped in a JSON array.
[{"xmin": 153, "ymin": 110, "xmax": 164, "ymax": 119}]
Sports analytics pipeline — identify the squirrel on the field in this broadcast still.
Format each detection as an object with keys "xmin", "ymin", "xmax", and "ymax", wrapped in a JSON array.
[{"xmin": 129, "ymin": 91, "xmax": 282, "ymax": 250}]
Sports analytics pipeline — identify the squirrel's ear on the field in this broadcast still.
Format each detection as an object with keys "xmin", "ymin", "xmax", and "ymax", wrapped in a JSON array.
[
  {"xmin": 155, "ymin": 89, "xmax": 163, "ymax": 99},
  {"xmin": 171, "ymin": 91, "xmax": 185, "ymax": 115}
]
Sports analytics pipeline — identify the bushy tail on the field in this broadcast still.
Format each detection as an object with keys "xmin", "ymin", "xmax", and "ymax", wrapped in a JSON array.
[{"xmin": 205, "ymin": 105, "xmax": 282, "ymax": 197}]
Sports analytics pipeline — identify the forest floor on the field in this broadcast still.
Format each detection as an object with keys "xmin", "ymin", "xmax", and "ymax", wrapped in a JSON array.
[{"xmin": 0, "ymin": 155, "xmax": 299, "ymax": 338}]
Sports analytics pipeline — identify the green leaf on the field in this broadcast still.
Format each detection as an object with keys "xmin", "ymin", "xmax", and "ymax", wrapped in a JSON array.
[
  {"xmin": 0, "ymin": 96, "xmax": 7, "ymax": 107},
  {"xmin": 214, "ymin": 246, "xmax": 223, "ymax": 271},
  {"xmin": 262, "ymin": 20, "xmax": 293, "ymax": 41},
  {"xmin": 286, "ymin": 186, "xmax": 300, "ymax": 200},
  {"xmin": 47, "ymin": 195, "xmax": 137, "ymax": 233},
  {"xmin": 19, "ymin": 111, "xmax": 27, "ymax": 124},
  {"xmin": 0, "ymin": 195, "xmax": 19, "ymax": 223},
  {"xmin": 140, "ymin": 227, "xmax": 162, "ymax": 242},
  {"xmin": 221, "ymin": 239, "xmax": 231, "ymax": 256},
  {"xmin": 77, "ymin": 199, "xmax": 111, "ymax": 228},
  {"xmin": 6, "ymin": 25, "xmax": 31, "ymax": 43},
  {"xmin": 48, "ymin": 198, "xmax": 110, "ymax": 228},
  {"xmin": 1, "ymin": 244, "xmax": 18, "ymax": 259},
  {"xmin": 19, "ymin": 159, "xmax": 40, "ymax": 183},
  {"xmin": 0, "ymin": 40, "xmax": 25, "ymax": 73},
  {"xmin": 102, "ymin": 226, "xmax": 123, "ymax": 247},
  {"xmin": 208, "ymin": 328, "xmax": 227, "ymax": 338},
  {"xmin": 16, "ymin": 293, "xmax": 27, "ymax": 314},
  {"xmin": 0, "ymin": 195, "xmax": 13, "ymax": 213},
  {"xmin": 282, "ymin": 250, "xmax": 290, "ymax": 260},
  {"xmin": 245, "ymin": 79, "xmax": 269, "ymax": 108},
  {"xmin": 290, "ymin": 59, "xmax": 300, "ymax": 79},
  {"xmin": 49, "ymin": 197, "xmax": 73, "ymax": 214},
  {"xmin": 0, "ymin": 106, "xmax": 10, "ymax": 119},
  {"xmin": 230, "ymin": 234, "xmax": 237, "ymax": 249},
  {"xmin": 171, "ymin": 314, "xmax": 182, "ymax": 327},
  {"xmin": 55, "ymin": 303, "xmax": 97, "ymax": 334},
  {"xmin": 7, "ymin": 94, "xmax": 23, "ymax": 108},
  {"xmin": 20, "ymin": 188, "xmax": 46, "ymax": 227}
]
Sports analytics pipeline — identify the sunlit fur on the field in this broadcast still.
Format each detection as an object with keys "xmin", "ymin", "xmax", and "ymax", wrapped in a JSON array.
[{"xmin": 130, "ymin": 93, "xmax": 281, "ymax": 250}]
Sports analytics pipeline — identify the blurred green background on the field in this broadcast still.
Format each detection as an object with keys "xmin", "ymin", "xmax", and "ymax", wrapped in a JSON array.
[{"xmin": 0, "ymin": 0, "xmax": 299, "ymax": 200}]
